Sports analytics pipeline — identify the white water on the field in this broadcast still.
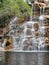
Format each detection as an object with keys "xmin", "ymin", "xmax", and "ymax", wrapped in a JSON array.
[
  {"xmin": 8, "ymin": 19, "xmax": 45, "ymax": 50},
  {"xmin": 0, "ymin": 39, "xmax": 7, "ymax": 51}
]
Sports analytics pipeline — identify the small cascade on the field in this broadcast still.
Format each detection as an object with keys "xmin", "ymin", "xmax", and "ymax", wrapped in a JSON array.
[
  {"xmin": 0, "ymin": 39, "xmax": 7, "ymax": 51},
  {"xmin": 8, "ymin": 17, "xmax": 21, "ymax": 50}
]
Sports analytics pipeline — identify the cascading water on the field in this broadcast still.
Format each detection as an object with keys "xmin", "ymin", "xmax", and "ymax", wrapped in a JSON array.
[
  {"xmin": 0, "ymin": 39, "xmax": 6, "ymax": 61},
  {"xmin": 2, "ymin": 0, "xmax": 47, "ymax": 51},
  {"xmin": 19, "ymin": 21, "xmax": 37, "ymax": 50},
  {"xmin": 8, "ymin": 17, "xmax": 21, "ymax": 50},
  {"xmin": 38, "ymin": 1, "xmax": 47, "ymax": 50},
  {"xmin": 0, "ymin": 39, "xmax": 7, "ymax": 51}
]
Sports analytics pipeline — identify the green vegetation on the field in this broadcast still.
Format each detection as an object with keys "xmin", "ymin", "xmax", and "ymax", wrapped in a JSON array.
[{"xmin": 0, "ymin": 0, "xmax": 31, "ymax": 27}]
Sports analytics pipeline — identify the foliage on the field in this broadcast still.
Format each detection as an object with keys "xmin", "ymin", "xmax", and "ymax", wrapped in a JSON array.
[{"xmin": 0, "ymin": 0, "xmax": 31, "ymax": 27}]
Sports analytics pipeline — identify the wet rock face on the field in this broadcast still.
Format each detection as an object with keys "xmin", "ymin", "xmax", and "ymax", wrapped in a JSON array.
[
  {"xmin": 21, "ymin": 37, "xmax": 40, "ymax": 50},
  {"xmin": 26, "ymin": 29, "xmax": 32, "ymax": 35},
  {"xmin": 34, "ymin": 31, "xmax": 39, "ymax": 36},
  {"xmin": 21, "ymin": 39, "xmax": 33, "ymax": 50},
  {"xmin": 45, "ymin": 7, "xmax": 49, "ymax": 15},
  {"xmin": 33, "ymin": 4, "xmax": 40, "ymax": 17},
  {"xmin": 38, "ymin": 0, "xmax": 44, "ymax": 3},
  {"xmin": 26, "ymin": 22, "xmax": 33, "ymax": 28},
  {"xmin": 18, "ymin": 20, "xmax": 46, "ymax": 50},
  {"xmin": 34, "ymin": 23, "xmax": 39, "ymax": 30},
  {"xmin": 22, "ymin": 40, "xmax": 30, "ymax": 50},
  {"xmin": 5, "ymin": 41, "xmax": 11, "ymax": 46}
]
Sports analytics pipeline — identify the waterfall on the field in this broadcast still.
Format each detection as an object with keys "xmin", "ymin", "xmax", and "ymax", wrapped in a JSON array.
[{"xmin": 3, "ymin": 1, "xmax": 46, "ymax": 51}]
